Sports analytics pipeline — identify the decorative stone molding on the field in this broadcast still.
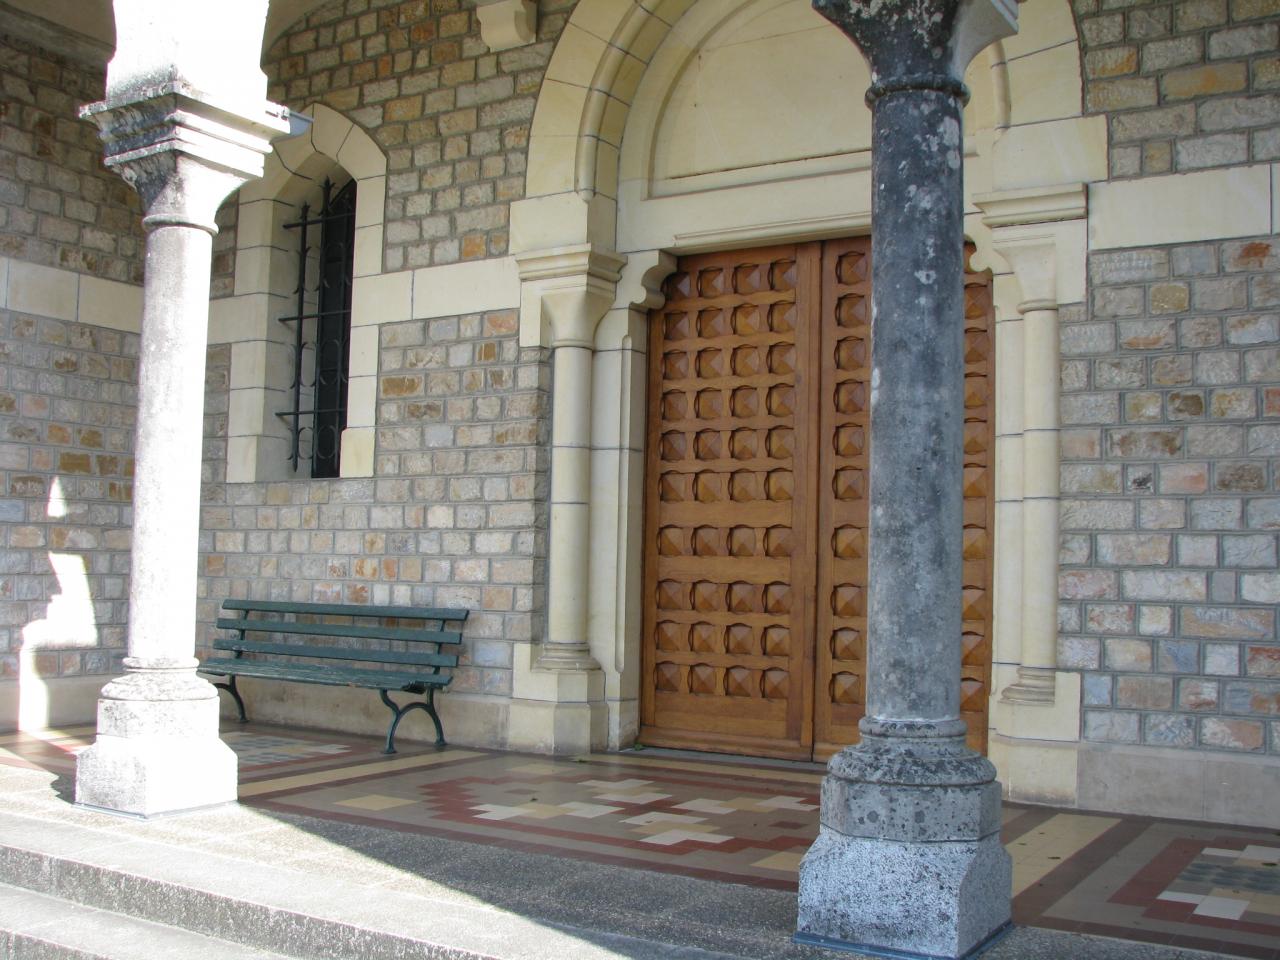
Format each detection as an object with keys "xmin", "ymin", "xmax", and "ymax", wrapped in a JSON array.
[
  {"xmin": 514, "ymin": 244, "xmax": 627, "ymax": 347},
  {"xmin": 476, "ymin": 0, "xmax": 537, "ymax": 52}
]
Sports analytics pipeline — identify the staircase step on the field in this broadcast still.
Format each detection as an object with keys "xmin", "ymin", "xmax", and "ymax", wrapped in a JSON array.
[
  {"xmin": 0, "ymin": 883, "xmax": 293, "ymax": 960},
  {"xmin": 0, "ymin": 810, "xmax": 746, "ymax": 960}
]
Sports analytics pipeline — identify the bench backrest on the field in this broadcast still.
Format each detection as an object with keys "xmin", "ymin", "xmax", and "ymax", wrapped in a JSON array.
[{"xmin": 216, "ymin": 599, "xmax": 467, "ymax": 670}]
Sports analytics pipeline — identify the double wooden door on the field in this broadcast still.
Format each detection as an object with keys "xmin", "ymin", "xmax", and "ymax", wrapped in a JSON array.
[{"xmin": 639, "ymin": 238, "xmax": 994, "ymax": 761}]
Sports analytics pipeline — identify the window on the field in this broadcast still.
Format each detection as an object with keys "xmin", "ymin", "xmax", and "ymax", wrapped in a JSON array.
[{"xmin": 280, "ymin": 178, "xmax": 355, "ymax": 478}]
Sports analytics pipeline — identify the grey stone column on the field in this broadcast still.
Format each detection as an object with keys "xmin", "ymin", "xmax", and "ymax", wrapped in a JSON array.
[
  {"xmin": 73, "ymin": 77, "xmax": 292, "ymax": 814},
  {"xmin": 797, "ymin": 1, "xmax": 1017, "ymax": 958}
]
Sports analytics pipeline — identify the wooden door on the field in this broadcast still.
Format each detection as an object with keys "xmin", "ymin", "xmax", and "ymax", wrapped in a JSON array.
[
  {"xmin": 640, "ymin": 244, "xmax": 822, "ymax": 760},
  {"xmin": 640, "ymin": 239, "xmax": 994, "ymax": 759}
]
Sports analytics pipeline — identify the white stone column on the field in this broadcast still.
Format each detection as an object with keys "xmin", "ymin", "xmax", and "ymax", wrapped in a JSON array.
[
  {"xmin": 509, "ymin": 246, "xmax": 625, "ymax": 754},
  {"xmin": 1001, "ymin": 239, "xmax": 1060, "ymax": 703},
  {"xmin": 74, "ymin": 0, "xmax": 295, "ymax": 816}
]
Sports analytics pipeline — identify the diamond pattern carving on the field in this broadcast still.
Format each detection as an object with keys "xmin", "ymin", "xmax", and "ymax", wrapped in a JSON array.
[
  {"xmin": 691, "ymin": 622, "xmax": 718, "ymax": 653},
  {"xmin": 655, "ymin": 621, "xmax": 685, "ymax": 652},
  {"xmin": 726, "ymin": 666, "xmax": 755, "ymax": 698},
  {"xmin": 761, "ymin": 669, "xmax": 790, "ymax": 700},
  {"xmin": 655, "ymin": 661, "xmax": 681, "ymax": 692},
  {"xmin": 689, "ymin": 663, "xmax": 717, "ymax": 695},
  {"xmin": 726, "ymin": 624, "xmax": 755, "ymax": 655},
  {"xmin": 664, "ymin": 312, "xmax": 691, "ymax": 341}
]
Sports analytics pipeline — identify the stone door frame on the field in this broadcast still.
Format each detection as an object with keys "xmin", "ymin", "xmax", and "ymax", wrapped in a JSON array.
[{"xmin": 508, "ymin": 0, "xmax": 1105, "ymax": 801}]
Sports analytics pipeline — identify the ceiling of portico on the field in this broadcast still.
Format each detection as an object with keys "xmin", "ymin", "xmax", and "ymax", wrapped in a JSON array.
[{"xmin": 6, "ymin": 0, "xmax": 336, "ymax": 57}]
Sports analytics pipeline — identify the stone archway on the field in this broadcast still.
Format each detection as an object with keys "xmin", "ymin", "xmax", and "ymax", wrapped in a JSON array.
[{"xmin": 513, "ymin": 0, "xmax": 1107, "ymax": 793}]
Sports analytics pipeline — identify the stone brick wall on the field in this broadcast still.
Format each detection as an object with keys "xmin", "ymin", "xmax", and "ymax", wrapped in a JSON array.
[
  {"xmin": 196, "ymin": 309, "xmax": 550, "ymax": 703},
  {"xmin": 0, "ymin": 307, "xmax": 136, "ymax": 683},
  {"xmin": 1059, "ymin": 237, "xmax": 1280, "ymax": 755},
  {"xmin": 1076, "ymin": 0, "xmax": 1280, "ymax": 177},
  {"xmin": 0, "ymin": 31, "xmax": 145, "ymax": 284},
  {"xmin": 208, "ymin": 0, "xmax": 578, "ymax": 295}
]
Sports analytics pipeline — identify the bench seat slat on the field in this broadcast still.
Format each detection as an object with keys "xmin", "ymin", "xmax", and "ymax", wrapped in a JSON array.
[
  {"xmin": 202, "ymin": 658, "xmax": 450, "ymax": 691},
  {"xmin": 212, "ymin": 638, "xmax": 457, "ymax": 668},
  {"xmin": 216, "ymin": 617, "xmax": 460, "ymax": 646},
  {"xmin": 222, "ymin": 599, "xmax": 467, "ymax": 622}
]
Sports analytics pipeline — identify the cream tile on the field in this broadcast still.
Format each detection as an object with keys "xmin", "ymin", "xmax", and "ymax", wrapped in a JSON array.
[
  {"xmin": 352, "ymin": 224, "xmax": 384, "ymax": 278},
  {"xmin": 410, "ymin": 257, "xmax": 520, "ymax": 320},
  {"xmin": 351, "ymin": 271, "xmax": 412, "ymax": 326},
  {"xmin": 238, "ymin": 749, "xmax": 484, "ymax": 797},
  {"xmin": 308, "ymin": 104, "xmax": 354, "ymax": 161},
  {"xmin": 8, "ymin": 260, "xmax": 78, "ymax": 322},
  {"xmin": 545, "ymin": 23, "xmax": 609, "ymax": 87},
  {"xmin": 1090, "ymin": 167, "xmax": 1271, "ymax": 250},
  {"xmin": 336, "ymin": 124, "xmax": 387, "ymax": 179},
  {"xmin": 338, "ymin": 425, "xmax": 374, "ymax": 478},
  {"xmin": 78, "ymin": 275, "xmax": 142, "ymax": 332},
  {"xmin": 354, "ymin": 176, "xmax": 386, "ymax": 230}
]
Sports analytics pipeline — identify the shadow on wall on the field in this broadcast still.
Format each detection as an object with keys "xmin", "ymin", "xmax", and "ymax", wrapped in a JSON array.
[{"xmin": 13, "ymin": 477, "xmax": 104, "ymax": 731}]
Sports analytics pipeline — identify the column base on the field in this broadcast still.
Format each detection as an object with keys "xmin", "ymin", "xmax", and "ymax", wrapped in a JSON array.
[
  {"xmin": 506, "ymin": 696, "xmax": 607, "ymax": 755},
  {"xmin": 75, "ymin": 669, "xmax": 237, "ymax": 817},
  {"xmin": 798, "ymin": 732, "xmax": 1011, "ymax": 959},
  {"xmin": 797, "ymin": 830, "xmax": 1011, "ymax": 960}
]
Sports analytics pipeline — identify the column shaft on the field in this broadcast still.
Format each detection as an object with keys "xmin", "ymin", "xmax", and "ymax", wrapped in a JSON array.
[
  {"xmin": 128, "ymin": 224, "xmax": 214, "ymax": 665},
  {"xmin": 865, "ymin": 86, "xmax": 966, "ymax": 729},
  {"xmin": 542, "ymin": 343, "xmax": 594, "ymax": 667}
]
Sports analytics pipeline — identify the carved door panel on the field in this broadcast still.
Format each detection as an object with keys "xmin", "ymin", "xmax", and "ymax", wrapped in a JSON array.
[
  {"xmin": 640, "ymin": 240, "xmax": 993, "ymax": 759},
  {"xmin": 810, "ymin": 238, "xmax": 994, "ymax": 757},
  {"xmin": 640, "ymin": 244, "xmax": 822, "ymax": 759}
]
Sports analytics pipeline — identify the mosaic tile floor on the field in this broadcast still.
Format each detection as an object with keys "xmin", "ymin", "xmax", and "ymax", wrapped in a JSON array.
[{"xmin": 4, "ymin": 724, "xmax": 1278, "ymax": 959}]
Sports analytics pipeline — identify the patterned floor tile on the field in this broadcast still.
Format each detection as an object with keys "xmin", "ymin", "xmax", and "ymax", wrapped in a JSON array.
[{"xmin": 3, "ymin": 723, "xmax": 1276, "ymax": 959}]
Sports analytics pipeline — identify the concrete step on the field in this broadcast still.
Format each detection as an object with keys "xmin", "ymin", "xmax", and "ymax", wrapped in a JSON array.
[
  {"xmin": 0, "ymin": 809, "xmax": 748, "ymax": 960},
  {"xmin": 0, "ymin": 883, "xmax": 293, "ymax": 960}
]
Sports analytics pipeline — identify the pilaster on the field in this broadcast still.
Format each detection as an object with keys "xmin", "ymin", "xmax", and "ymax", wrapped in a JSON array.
[
  {"xmin": 74, "ymin": 8, "xmax": 296, "ymax": 815},
  {"xmin": 509, "ymin": 245, "xmax": 627, "ymax": 755},
  {"xmin": 797, "ymin": 2, "xmax": 1018, "ymax": 957}
]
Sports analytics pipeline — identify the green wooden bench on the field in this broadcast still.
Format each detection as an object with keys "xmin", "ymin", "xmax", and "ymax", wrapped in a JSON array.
[{"xmin": 201, "ymin": 599, "xmax": 467, "ymax": 754}]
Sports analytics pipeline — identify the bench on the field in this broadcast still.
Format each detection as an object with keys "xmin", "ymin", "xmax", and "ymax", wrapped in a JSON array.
[{"xmin": 201, "ymin": 599, "xmax": 467, "ymax": 754}]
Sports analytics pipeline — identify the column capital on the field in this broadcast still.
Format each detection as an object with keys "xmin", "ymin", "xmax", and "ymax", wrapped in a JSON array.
[
  {"xmin": 813, "ymin": 0, "xmax": 1017, "ymax": 91},
  {"xmin": 81, "ymin": 84, "xmax": 297, "ymax": 231},
  {"xmin": 515, "ymin": 244, "xmax": 627, "ymax": 347}
]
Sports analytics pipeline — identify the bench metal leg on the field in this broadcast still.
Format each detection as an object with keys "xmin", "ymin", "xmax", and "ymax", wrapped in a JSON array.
[
  {"xmin": 212, "ymin": 676, "xmax": 248, "ymax": 724},
  {"xmin": 379, "ymin": 689, "xmax": 446, "ymax": 754}
]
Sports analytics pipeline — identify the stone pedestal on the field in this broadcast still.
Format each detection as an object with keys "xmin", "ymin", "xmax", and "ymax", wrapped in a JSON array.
[
  {"xmin": 797, "ymin": 1, "xmax": 1018, "ymax": 956},
  {"xmin": 74, "ymin": 78, "xmax": 293, "ymax": 816}
]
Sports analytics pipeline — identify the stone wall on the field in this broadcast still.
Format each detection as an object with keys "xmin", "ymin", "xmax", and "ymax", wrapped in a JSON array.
[
  {"xmin": 0, "ymin": 305, "xmax": 136, "ymax": 684},
  {"xmin": 207, "ymin": 0, "xmax": 577, "ymax": 300},
  {"xmin": 1059, "ymin": 236, "xmax": 1280, "ymax": 756},
  {"xmin": 196, "ymin": 309, "xmax": 549, "ymax": 717},
  {"xmin": 0, "ymin": 30, "xmax": 145, "ymax": 284},
  {"xmin": 1077, "ymin": 0, "xmax": 1280, "ymax": 177}
]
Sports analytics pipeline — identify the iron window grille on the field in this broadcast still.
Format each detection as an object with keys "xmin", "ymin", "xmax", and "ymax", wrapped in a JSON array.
[{"xmin": 278, "ymin": 178, "xmax": 356, "ymax": 478}]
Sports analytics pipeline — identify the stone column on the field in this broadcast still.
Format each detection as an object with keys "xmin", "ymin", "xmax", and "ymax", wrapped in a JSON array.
[
  {"xmin": 1000, "ymin": 240, "xmax": 1061, "ymax": 704},
  {"xmin": 74, "ymin": 0, "xmax": 294, "ymax": 817},
  {"xmin": 797, "ymin": 1, "xmax": 1017, "ymax": 958}
]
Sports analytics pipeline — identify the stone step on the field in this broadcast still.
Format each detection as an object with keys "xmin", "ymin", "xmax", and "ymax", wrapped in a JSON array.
[
  {"xmin": 0, "ymin": 883, "xmax": 294, "ymax": 960},
  {"xmin": 0, "ymin": 809, "xmax": 746, "ymax": 960}
]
